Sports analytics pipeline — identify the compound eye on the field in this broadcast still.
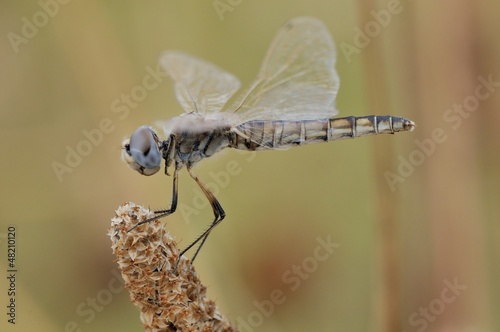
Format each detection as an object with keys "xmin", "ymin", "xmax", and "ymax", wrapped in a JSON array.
[{"xmin": 122, "ymin": 126, "xmax": 161, "ymax": 176}]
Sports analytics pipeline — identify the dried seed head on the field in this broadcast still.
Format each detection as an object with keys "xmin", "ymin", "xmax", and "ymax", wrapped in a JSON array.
[{"xmin": 109, "ymin": 202, "xmax": 236, "ymax": 332}]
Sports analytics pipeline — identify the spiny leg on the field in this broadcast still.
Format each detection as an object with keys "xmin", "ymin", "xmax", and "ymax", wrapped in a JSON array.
[
  {"xmin": 127, "ymin": 168, "xmax": 180, "ymax": 232},
  {"xmin": 177, "ymin": 166, "xmax": 226, "ymax": 267}
]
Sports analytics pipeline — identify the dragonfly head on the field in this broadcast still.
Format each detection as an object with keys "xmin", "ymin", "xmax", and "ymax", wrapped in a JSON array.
[{"xmin": 122, "ymin": 126, "xmax": 162, "ymax": 176}]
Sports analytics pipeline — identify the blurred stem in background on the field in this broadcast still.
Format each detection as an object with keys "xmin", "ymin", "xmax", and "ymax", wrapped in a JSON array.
[
  {"xmin": 356, "ymin": 0, "xmax": 402, "ymax": 330},
  {"xmin": 359, "ymin": 0, "xmax": 492, "ymax": 331},
  {"xmin": 414, "ymin": 1, "xmax": 490, "ymax": 330}
]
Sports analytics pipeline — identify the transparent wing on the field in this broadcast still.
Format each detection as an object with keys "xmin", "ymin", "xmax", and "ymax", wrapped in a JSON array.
[
  {"xmin": 227, "ymin": 17, "xmax": 339, "ymax": 122},
  {"xmin": 160, "ymin": 51, "xmax": 241, "ymax": 114}
]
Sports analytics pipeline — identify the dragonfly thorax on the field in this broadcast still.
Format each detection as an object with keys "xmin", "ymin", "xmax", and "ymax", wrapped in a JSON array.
[{"xmin": 171, "ymin": 126, "xmax": 233, "ymax": 169}]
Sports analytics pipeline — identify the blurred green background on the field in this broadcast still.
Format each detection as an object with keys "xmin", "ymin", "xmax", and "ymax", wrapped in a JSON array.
[{"xmin": 0, "ymin": 1, "xmax": 498, "ymax": 331}]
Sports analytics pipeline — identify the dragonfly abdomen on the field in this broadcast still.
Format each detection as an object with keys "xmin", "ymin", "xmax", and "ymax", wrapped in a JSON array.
[
  {"xmin": 328, "ymin": 115, "xmax": 415, "ymax": 140},
  {"xmin": 232, "ymin": 115, "xmax": 415, "ymax": 150}
]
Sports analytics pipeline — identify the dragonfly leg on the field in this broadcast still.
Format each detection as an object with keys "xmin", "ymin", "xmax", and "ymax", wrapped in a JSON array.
[
  {"xmin": 176, "ymin": 166, "xmax": 225, "ymax": 268},
  {"xmin": 127, "ymin": 167, "xmax": 179, "ymax": 232}
]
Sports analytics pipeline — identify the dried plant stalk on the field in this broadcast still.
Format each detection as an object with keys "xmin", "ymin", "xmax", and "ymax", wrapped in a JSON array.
[{"xmin": 109, "ymin": 202, "xmax": 236, "ymax": 332}]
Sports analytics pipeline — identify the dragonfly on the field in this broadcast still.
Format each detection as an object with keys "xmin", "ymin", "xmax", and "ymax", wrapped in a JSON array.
[{"xmin": 121, "ymin": 17, "xmax": 415, "ymax": 265}]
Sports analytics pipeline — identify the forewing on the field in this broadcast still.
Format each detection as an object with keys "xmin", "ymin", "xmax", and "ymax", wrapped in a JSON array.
[
  {"xmin": 227, "ymin": 17, "xmax": 339, "ymax": 122},
  {"xmin": 160, "ymin": 51, "xmax": 241, "ymax": 114}
]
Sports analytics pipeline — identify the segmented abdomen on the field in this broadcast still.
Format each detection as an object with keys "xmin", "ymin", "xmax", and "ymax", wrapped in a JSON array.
[{"xmin": 231, "ymin": 115, "xmax": 415, "ymax": 151}]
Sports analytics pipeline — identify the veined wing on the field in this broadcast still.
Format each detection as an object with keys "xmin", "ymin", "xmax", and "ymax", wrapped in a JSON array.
[
  {"xmin": 227, "ymin": 17, "xmax": 339, "ymax": 122},
  {"xmin": 160, "ymin": 51, "xmax": 241, "ymax": 114}
]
